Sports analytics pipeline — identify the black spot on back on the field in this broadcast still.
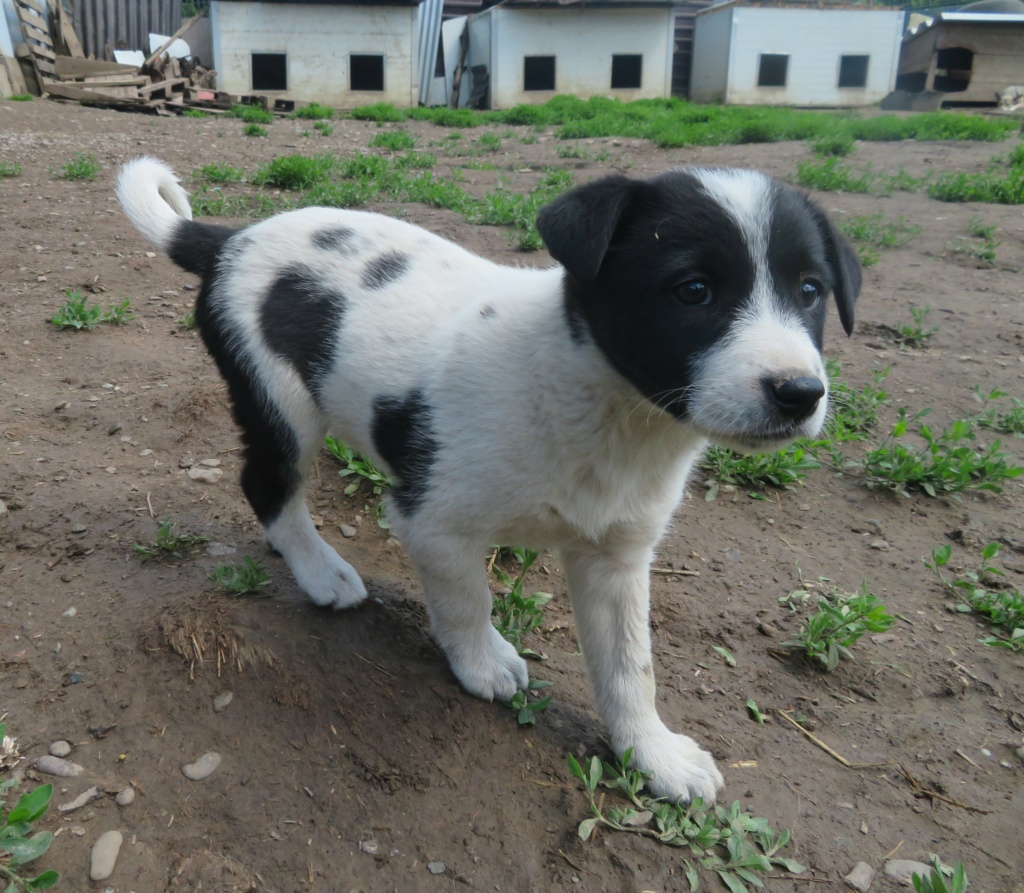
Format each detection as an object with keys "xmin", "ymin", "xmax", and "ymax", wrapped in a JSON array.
[
  {"xmin": 313, "ymin": 226, "xmax": 356, "ymax": 252},
  {"xmin": 260, "ymin": 266, "xmax": 346, "ymax": 399},
  {"xmin": 362, "ymin": 252, "xmax": 410, "ymax": 290},
  {"xmin": 480, "ymin": 304, "xmax": 497, "ymax": 320},
  {"xmin": 371, "ymin": 390, "xmax": 438, "ymax": 515}
]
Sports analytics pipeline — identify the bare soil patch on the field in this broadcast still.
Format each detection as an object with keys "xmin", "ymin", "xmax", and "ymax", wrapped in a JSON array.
[{"xmin": 1, "ymin": 99, "xmax": 1023, "ymax": 892}]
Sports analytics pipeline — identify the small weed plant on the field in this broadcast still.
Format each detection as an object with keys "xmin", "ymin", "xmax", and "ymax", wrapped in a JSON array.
[
  {"xmin": 839, "ymin": 213, "xmax": 920, "ymax": 250},
  {"xmin": 292, "ymin": 102, "xmax": 334, "ymax": 120},
  {"xmin": 477, "ymin": 131, "xmax": 503, "ymax": 151},
  {"xmin": 182, "ymin": 108, "xmax": 209, "ymax": 118},
  {"xmin": 927, "ymin": 543, "xmax": 1024, "ymax": 651},
  {"xmin": 782, "ymin": 583, "xmax": 893, "ymax": 671},
  {"xmin": 7, "ymin": 93, "xmax": 33, "ymax": 101},
  {"xmin": 313, "ymin": 120, "xmax": 333, "ymax": 136},
  {"xmin": 568, "ymin": 749, "xmax": 805, "ymax": 890},
  {"xmin": 369, "ymin": 130, "xmax": 416, "ymax": 151},
  {"xmin": 825, "ymin": 363, "xmax": 890, "ymax": 443},
  {"xmin": 702, "ymin": 445, "xmax": 819, "ymax": 499},
  {"xmin": 862, "ymin": 409, "xmax": 1023, "ymax": 497},
  {"xmin": 49, "ymin": 291, "xmax": 134, "ymax": 330},
  {"xmin": 912, "ymin": 857, "xmax": 968, "ymax": 893},
  {"xmin": 252, "ymin": 154, "xmax": 333, "ymax": 189},
  {"xmin": 195, "ymin": 162, "xmax": 245, "ymax": 183},
  {"xmin": 974, "ymin": 386, "xmax": 1024, "ymax": 436},
  {"xmin": 177, "ymin": 308, "xmax": 197, "ymax": 329},
  {"xmin": 810, "ymin": 133, "xmax": 855, "ymax": 157},
  {"xmin": 228, "ymin": 104, "xmax": 273, "ymax": 124},
  {"xmin": 209, "ymin": 556, "xmax": 271, "ymax": 596},
  {"xmin": 0, "ymin": 162, "xmax": 21, "ymax": 178},
  {"xmin": 555, "ymin": 143, "xmax": 589, "ymax": 159},
  {"xmin": 324, "ymin": 437, "xmax": 391, "ymax": 528},
  {"xmin": 56, "ymin": 152, "xmax": 100, "ymax": 180},
  {"xmin": 0, "ymin": 727, "xmax": 60, "ymax": 891},
  {"xmin": 894, "ymin": 306, "xmax": 939, "ymax": 348},
  {"xmin": 242, "ymin": 123, "xmax": 268, "ymax": 138},
  {"xmin": 491, "ymin": 547, "xmax": 553, "ymax": 724},
  {"xmin": 929, "ymin": 146, "xmax": 1024, "ymax": 204},
  {"xmin": 134, "ymin": 518, "xmax": 210, "ymax": 561}
]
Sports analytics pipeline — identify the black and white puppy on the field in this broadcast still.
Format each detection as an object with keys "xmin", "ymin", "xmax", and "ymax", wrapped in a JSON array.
[{"xmin": 117, "ymin": 159, "xmax": 859, "ymax": 803}]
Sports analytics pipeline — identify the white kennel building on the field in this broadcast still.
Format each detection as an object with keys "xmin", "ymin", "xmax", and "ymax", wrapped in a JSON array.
[
  {"xmin": 689, "ymin": 0, "xmax": 904, "ymax": 106},
  {"xmin": 210, "ymin": 0, "xmax": 431, "ymax": 106},
  {"xmin": 458, "ymin": 0, "xmax": 678, "ymax": 109}
]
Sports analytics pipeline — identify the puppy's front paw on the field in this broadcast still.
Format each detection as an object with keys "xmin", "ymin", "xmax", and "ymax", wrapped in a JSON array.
[
  {"xmin": 294, "ymin": 549, "xmax": 368, "ymax": 610},
  {"xmin": 448, "ymin": 626, "xmax": 529, "ymax": 702},
  {"xmin": 629, "ymin": 730, "xmax": 724, "ymax": 804}
]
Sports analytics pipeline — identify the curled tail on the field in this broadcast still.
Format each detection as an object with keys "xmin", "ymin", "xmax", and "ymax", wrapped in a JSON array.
[{"xmin": 117, "ymin": 157, "xmax": 231, "ymax": 277}]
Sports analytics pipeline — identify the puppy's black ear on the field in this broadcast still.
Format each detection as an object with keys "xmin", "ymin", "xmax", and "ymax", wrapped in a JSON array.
[
  {"xmin": 810, "ymin": 205, "xmax": 861, "ymax": 336},
  {"xmin": 536, "ymin": 175, "xmax": 633, "ymax": 287}
]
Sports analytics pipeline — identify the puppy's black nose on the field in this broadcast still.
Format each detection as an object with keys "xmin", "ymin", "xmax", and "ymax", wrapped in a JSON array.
[{"xmin": 766, "ymin": 376, "xmax": 825, "ymax": 421}]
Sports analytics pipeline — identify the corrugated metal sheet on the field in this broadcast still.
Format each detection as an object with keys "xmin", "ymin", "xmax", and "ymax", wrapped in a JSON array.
[
  {"xmin": 417, "ymin": 0, "xmax": 443, "ymax": 103},
  {"xmin": 71, "ymin": 0, "xmax": 181, "ymax": 59}
]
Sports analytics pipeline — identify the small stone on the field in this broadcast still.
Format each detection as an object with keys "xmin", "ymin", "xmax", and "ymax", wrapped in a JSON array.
[
  {"xmin": 108, "ymin": 423, "xmax": 122, "ymax": 435},
  {"xmin": 139, "ymin": 448, "xmax": 153, "ymax": 457},
  {"xmin": 359, "ymin": 839, "xmax": 379, "ymax": 855},
  {"xmin": 206, "ymin": 542, "xmax": 237, "ymax": 557},
  {"xmin": 845, "ymin": 862, "xmax": 876, "ymax": 892},
  {"xmin": 115, "ymin": 787, "xmax": 135, "ymax": 807},
  {"xmin": 63, "ymin": 606, "xmax": 77, "ymax": 618},
  {"xmin": 837, "ymin": 801, "xmax": 855, "ymax": 810},
  {"xmin": 35, "ymin": 755, "xmax": 84, "ymax": 777},
  {"xmin": 884, "ymin": 860, "xmax": 932, "ymax": 886},
  {"xmin": 339, "ymin": 524, "xmax": 357, "ymax": 538},
  {"xmin": 71, "ymin": 523, "xmax": 87, "ymax": 534},
  {"xmin": 105, "ymin": 466, "xmax": 117, "ymax": 474},
  {"xmin": 871, "ymin": 633, "xmax": 897, "ymax": 644},
  {"xmin": 187, "ymin": 466, "xmax": 223, "ymax": 484},
  {"xmin": 182, "ymin": 751, "xmax": 222, "ymax": 781},
  {"xmin": 90, "ymin": 830, "xmax": 123, "ymax": 881},
  {"xmin": 427, "ymin": 862, "xmax": 446, "ymax": 875},
  {"xmin": 1016, "ymin": 745, "xmax": 1024, "ymax": 764},
  {"xmin": 179, "ymin": 456, "xmax": 194, "ymax": 468},
  {"xmin": 49, "ymin": 740, "xmax": 72, "ymax": 757},
  {"xmin": 869, "ymin": 539, "xmax": 891, "ymax": 551},
  {"xmin": 0, "ymin": 499, "xmax": 7, "ymax": 520},
  {"xmin": 213, "ymin": 691, "xmax": 233, "ymax": 713},
  {"xmin": 200, "ymin": 458, "xmax": 222, "ymax": 467},
  {"xmin": 63, "ymin": 671, "xmax": 85, "ymax": 686},
  {"xmin": 58, "ymin": 786, "xmax": 101, "ymax": 814}
]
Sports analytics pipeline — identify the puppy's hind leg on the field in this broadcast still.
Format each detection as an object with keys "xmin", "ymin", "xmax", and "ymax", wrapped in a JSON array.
[{"xmin": 236, "ymin": 394, "xmax": 367, "ymax": 610}]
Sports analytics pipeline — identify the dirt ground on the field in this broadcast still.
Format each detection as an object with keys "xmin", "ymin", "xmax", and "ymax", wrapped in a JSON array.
[{"xmin": 1, "ymin": 98, "xmax": 1022, "ymax": 893}]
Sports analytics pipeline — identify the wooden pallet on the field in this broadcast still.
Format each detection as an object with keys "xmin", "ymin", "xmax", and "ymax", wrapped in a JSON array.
[{"xmin": 14, "ymin": 0, "xmax": 56, "ymax": 85}]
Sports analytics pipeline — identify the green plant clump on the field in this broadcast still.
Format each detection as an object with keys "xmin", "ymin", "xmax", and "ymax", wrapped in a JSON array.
[
  {"xmin": 928, "ymin": 543, "xmax": 1024, "ymax": 650},
  {"xmin": 702, "ymin": 445, "xmax": 819, "ymax": 498},
  {"xmin": 251, "ymin": 154, "xmax": 333, "ymax": 189},
  {"xmin": 568, "ymin": 748, "xmax": 805, "ymax": 891},
  {"xmin": 195, "ymin": 162, "xmax": 245, "ymax": 183},
  {"xmin": 1, "ymin": 728, "xmax": 60, "ymax": 891},
  {"xmin": 292, "ymin": 101, "xmax": 335, "ymax": 120},
  {"xmin": 782, "ymin": 584, "xmax": 894, "ymax": 671},
  {"xmin": 862, "ymin": 409, "xmax": 1023, "ymax": 498},
  {"xmin": 0, "ymin": 161, "xmax": 22, "ymax": 178},
  {"xmin": 209, "ymin": 556, "xmax": 271, "ymax": 596},
  {"xmin": 7, "ymin": 93, "xmax": 33, "ymax": 101},
  {"xmin": 912, "ymin": 857, "xmax": 968, "ymax": 893},
  {"xmin": 228, "ymin": 104, "xmax": 273, "ymax": 124},
  {"xmin": 974, "ymin": 386, "xmax": 1024, "ymax": 436},
  {"xmin": 182, "ymin": 108, "xmax": 209, "ymax": 118},
  {"xmin": 133, "ymin": 518, "xmax": 210, "ymax": 561},
  {"xmin": 324, "ymin": 437, "xmax": 391, "ymax": 527},
  {"xmin": 49, "ymin": 291, "xmax": 134, "ymax": 330},
  {"xmin": 490, "ymin": 547, "xmax": 552, "ymax": 658},
  {"xmin": 893, "ymin": 306, "xmax": 939, "ymax": 348},
  {"xmin": 242, "ymin": 123, "xmax": 268, "ymax": 137},
  {"xmin": 369, "ymin": 130, "xmax": 416, "ymax": 151},
  {"xmin": 56, "ymin": 152, "xmax": 100, "ymax": 180}
]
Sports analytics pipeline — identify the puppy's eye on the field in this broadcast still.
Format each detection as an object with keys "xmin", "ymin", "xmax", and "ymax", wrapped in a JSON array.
[
  {"xmin": 675, "ymin": 278, "xmax": 713, "ymax": 306},
  {"xmin": 800, "ymin": 278, "xmax": 823, "ymax": 308}
]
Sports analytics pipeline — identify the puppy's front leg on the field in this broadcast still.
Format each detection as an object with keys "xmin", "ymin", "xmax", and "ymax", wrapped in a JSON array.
[
  {"xmin": 562, "ymin": 545, "xmax": 724, "ymax": 803},
  {"xmin": 407, "ymin": 535, "xmax": 529, "ymax": 702}
]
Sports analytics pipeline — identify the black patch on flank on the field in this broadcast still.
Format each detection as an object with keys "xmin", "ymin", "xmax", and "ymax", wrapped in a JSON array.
[
  {"xmin": 371, "ymin": 390, "xmax": 439, "ymax": 515},
  {"xmin": 260, "ymin": 266, "xmax": 346, "ymax": 399},
  {"xmin": 362, "ymin": 252, "xmax": 410, "ymax": 290},
  {"xmin": 312, "ymin": 226, "xmax": 357, "ymax": 252},
  {"xmin": 479, "ymin": 304, "xmax": 497, "ymax": 320},
  {"xmin": 562, "ymin": 281, "xmax": 589, "ymax": 344},
  {"xmin": 192, "ymin": 239, "xmax": 301, "ymax": 525},
  {"xmin": 168, "ymin": 219, "xmax": 235, "ymax": 278}
]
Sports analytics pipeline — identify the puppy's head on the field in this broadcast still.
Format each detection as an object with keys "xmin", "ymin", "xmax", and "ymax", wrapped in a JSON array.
[{"xmin": 536, "ymin": 168, "xmax": 860, "ymax": 453}]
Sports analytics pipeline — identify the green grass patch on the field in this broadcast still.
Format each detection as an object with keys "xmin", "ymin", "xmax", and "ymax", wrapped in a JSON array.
[
  {"xmin": 49, "ymin": 291, "xmax": 134, "ymax": 330},
  {"xmin": 893, "ymin": 306, "xmax": 939, "ymax": 348},
  {"xmin": 209, "ymin": 556, "xmax": 271, "ymax": 596},
  {"xmin": 228, "ymin": 104, "xmax": 273, "ymax": 124},
  {"xmin": 796, "ymin": 158, "xmax": 922, "ymax": 196},
  {"xmin": 974, "ymin": 386, "xmax": 1024, "ymax": 436},
  {"xmin": 928, "ymin": 543, "xmax": 1023, "ymax": 651},
  {"xmin": 702, "ymin": 445, "xmax": 820, "ymax": 498},
  {"xmin": 568, "ymin": 749, "xmax": 805, "ymax": 889},
  {"xmin": 0, "ymin": 161, "xmax": 21, "ymax": 177},
  {"xmin": 182, "ymin": 108, "xmax": 209, "ymax": 118},
  {"xmin": 242, "ymin": 123, "xmax": 268, "ymax": 137},
  {"xmin": 7, "ymin": 93, "xmax": 33, "ymax": 101},
  {"xmin": 313, "ymin": 120, "xmax": 333, "ymax": 136},
  {"xmin": 929, "ymin": 150, "xmax": 1024, "ymax": 204},
  {"xmin": 369, "ymin": 130, "xmax": 416, "ymax": 151},
  {"xmin": 133, "ymin": 518, "xmax": 209, "ymax": 561},
  {"xmin": 251, "ymin": 154, "xmax": 333, "ymax": 189},
  {"xmin": 194, "ymin": 162, "xmax": 245, "ymax": 183},
  {"xmin": 292, "ymin": 101, "xmax": 335, "ymax": 120},
  {"xmin": 55, "ymin": 152, "xmax": 100, "ymax": 180}
]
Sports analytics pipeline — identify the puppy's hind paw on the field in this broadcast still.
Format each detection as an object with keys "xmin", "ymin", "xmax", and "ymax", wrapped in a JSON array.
[
  {"xmin": 629, "ymin": 731, "xmax": 725, "ymax": 804},
  {"xmin": 448, "ymin": 626, "xmax": 529, "ymax": 703}
]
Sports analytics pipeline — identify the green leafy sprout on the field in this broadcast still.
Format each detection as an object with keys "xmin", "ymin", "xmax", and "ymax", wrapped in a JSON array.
[
  {"xmin": 782, "ymin": 584, "xmax": 894, "ymax": 671},
  {"xmin": 209, "ymin": 556, "xmax": 271, "ymax": 596},
  {"xmin": 324, "ymin": 437, "xmax": 392, "ymax": 529},
  {"xmin": 49, "ymin": 291, "xmax": 135, "ymax": 331},
  {"xmin": 134, "ymin": 518, "xmax": 210, "ymax": 561},
  {"xmin": 55, "ymin": 152, "xmax": 100, "ymax": 180},
  {"xmin": 1, "ymin": 724, "xmax": 60, "ymax": 891},
  {"xmin": 927, "ymin": 542, "xmax": 1024, "ymax": 651},
  {"xmin": 567, "ymin": 748, "xmax": 805, "ymax": 891},
  {"xmin": 912, "ymin": 857, "xmax": 968, "ymax": 893}
]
